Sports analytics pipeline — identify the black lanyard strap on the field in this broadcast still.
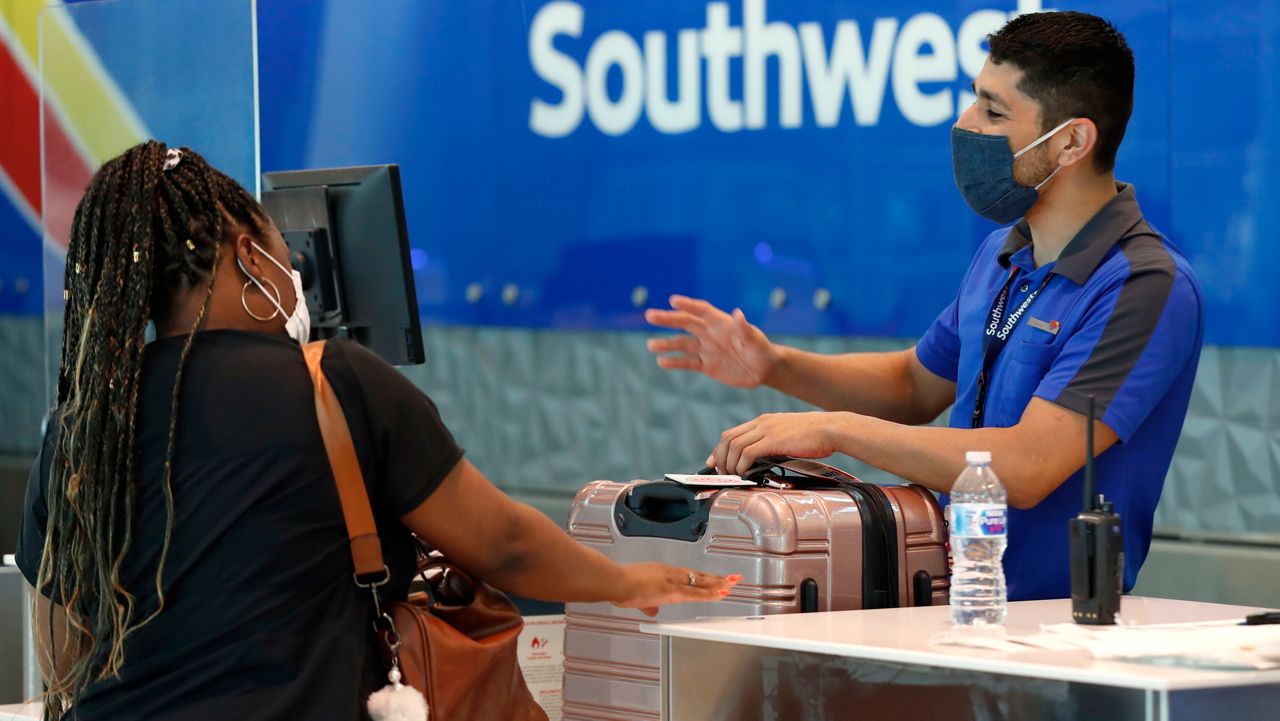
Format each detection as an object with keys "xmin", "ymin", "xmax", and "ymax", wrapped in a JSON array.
[{"xmin": 971, "ymin": 269, "xmax": 1053, "ymax": 428}]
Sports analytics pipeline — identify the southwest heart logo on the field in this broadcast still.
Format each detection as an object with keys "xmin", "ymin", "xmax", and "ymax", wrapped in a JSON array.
[{"xmin": 1028, "ymin": 317, "xmax": 1062, "ymax": 335}]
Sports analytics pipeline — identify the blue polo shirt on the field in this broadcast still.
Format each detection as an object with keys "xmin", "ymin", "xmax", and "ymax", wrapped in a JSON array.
[{"xmin": 915, "ymin": 184, "xmax": 1203, "ymax": 601}]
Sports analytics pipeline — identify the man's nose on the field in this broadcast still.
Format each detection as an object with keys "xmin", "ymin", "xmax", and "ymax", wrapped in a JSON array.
[{"xmin": 954, "ymin": 102, "xmax": 981, "ymax": 133}]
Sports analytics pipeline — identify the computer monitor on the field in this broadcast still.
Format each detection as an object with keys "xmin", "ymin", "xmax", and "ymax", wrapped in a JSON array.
[{"xmin": 261, "ymin": 164, "xmax": 425, "ymax": 366}]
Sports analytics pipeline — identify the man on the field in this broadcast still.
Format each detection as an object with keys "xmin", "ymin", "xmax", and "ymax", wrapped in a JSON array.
[{"xmin": 644, "ymin": 11, "xmax": 1202, "ymax": 601}]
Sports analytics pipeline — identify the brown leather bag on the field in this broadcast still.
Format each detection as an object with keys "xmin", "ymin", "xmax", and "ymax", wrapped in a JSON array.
[{"xmin": 303, "ymin": 341, "xmax": 548, "ymax": 721}]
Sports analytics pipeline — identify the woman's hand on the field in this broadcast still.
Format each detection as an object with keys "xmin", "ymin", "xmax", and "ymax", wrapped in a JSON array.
[{"xmin": 611, "ymin": 563, "xmax": 742, "ymax": 617}]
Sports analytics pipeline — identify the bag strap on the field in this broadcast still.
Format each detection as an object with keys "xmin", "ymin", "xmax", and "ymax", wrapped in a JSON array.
[
  {"xmin": 302, "ymin": 341, "xmax": 387, "ymax": 581},
  {"xmin": 765, "ymin": 457, "xmax": 860, "ymax": 485},
  {"xmin": 723, "ymin": 456, "xmax": 865, "ymax": 489}
]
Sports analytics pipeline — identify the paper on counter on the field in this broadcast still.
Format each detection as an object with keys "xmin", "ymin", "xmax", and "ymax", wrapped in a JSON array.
[
  {"xmin": 930, "ymin": 626, "xmax": 1034, "ymax": 654},
  {"xmin": 1037, "ymin": 622, "xmax": 1280, "ymax": 670},
  {"xmin": 929, "ymin": 622, "xmax": 1280, "ymax": 662}
]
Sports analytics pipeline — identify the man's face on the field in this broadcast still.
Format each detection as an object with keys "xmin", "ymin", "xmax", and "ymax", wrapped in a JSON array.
[{"xmin": 956, "ymin": 58, "xmax": 1058, "ymax": 187}]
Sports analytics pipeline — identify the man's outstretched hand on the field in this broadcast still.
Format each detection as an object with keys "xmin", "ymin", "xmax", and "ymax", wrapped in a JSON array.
[{"xmin": 645, "ymin": 295, "xmax": 778, "ymax": 389}]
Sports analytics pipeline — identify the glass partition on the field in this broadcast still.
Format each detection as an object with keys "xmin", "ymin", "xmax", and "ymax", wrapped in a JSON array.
[{"xmin": 40, "ymin": 0, "xmax": 258, "ymax": 411}]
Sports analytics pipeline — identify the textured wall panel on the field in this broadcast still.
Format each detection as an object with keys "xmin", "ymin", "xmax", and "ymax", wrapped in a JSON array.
[
  {"xmin": 405, "ymin": 327, "xmax": 1280, "ymax": 540},
  {"xmin": 0, "ymin": 316, "xmax": 45, "ymax": 454},
  {"xmin": 0, "ymin": 316, "xmax": 1276, "ymax": 538},
  {"xmin": 398, "ymin": 328, "xmax": 914, "ymax": 491},
  {"xmin": 1159, "ymin": 346, "xmax": 1280, "ymax": 538}
]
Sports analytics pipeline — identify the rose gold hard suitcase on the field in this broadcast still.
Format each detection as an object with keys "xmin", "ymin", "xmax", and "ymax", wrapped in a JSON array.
[{"xmin": 562, "ymin": 458, "xmax": 949, "ymax": 721}]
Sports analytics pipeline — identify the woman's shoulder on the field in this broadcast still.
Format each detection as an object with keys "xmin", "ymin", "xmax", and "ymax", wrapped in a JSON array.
[
  {"xmin": 316, "ymin": 337, "xmax": 438, "ymax": 418},
  {"xmin": 319, "ymin": 336, "xmax": 401, "ymax": 380}
]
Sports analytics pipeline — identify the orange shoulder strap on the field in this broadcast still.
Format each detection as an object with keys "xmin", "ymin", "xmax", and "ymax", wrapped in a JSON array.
[{"xmin": 302, "ymin": 340, "xmax": 385, "ymax": 579}]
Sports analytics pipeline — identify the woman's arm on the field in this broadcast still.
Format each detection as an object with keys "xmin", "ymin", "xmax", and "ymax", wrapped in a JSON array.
[
  {"xmin": 400, "ymin": 459, "xmax": 737, "ymax": 614},
  {"xmin": 27, "ymin": 583, "xmax": 90, "ymax": 685}
]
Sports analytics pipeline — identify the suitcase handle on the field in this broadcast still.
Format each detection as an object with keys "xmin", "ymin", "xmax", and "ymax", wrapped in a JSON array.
[
  {"xmin": 614, "ymin": 481, "xmax": 715, "ymax": 542},
  {"xmin": 624, "ymin": 481, "xmax": 702, "ymax": 519}
]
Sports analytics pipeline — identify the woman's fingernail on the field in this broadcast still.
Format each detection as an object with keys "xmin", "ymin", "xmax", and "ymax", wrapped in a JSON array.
[
  {"xmin": 727, "ymin": 575, "xmax": 743, "ymax": 582},
  {"xmin": 719, "ymin": 590, "xmax": 729, "ymax": 596}
]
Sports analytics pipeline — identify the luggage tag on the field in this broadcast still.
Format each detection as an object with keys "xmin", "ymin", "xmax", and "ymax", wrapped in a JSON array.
[{"xmin": 664, "ymin": 473, "xmax": 756, "ymax": 488}]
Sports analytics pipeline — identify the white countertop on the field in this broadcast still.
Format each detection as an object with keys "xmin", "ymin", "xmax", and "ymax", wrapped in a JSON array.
[
  {"xmin": 0, "ymin": 703, "xmax": 38, "ymax": 721},
  {"xmin": 653, "ymin": 596, "xmax": 1280, "ymax": 691}
]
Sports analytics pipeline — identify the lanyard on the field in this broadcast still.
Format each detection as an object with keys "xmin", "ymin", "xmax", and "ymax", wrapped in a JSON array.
[{"xmin": 971, "ymin": 268, "xmax": 1053, "ymax": 428}]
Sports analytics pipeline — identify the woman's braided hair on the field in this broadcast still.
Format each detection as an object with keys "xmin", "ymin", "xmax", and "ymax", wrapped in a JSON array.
[{"xmin": 36, "ymin": 140, "xmax": 266, "ymax": 718}]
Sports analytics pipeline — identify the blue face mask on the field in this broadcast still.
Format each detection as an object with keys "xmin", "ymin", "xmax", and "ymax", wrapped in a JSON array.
[{"xmin": 951, "ymin": 118, "xmax": 1075, "ymax": 224}]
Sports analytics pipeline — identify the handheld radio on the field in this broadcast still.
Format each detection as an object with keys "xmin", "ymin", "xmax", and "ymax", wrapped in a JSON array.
[{"xmin": 1068, "ymin": 396, "xmax": 1123, "ymax": 625}]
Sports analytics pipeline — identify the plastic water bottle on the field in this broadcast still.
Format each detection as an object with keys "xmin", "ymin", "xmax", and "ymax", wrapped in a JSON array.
[{"xmin": 949, "ymin": 451, "xmax": 1008, "ymax": 625}]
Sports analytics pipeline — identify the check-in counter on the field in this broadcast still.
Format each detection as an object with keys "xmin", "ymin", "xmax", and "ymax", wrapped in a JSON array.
[
  {"xmin": 6, "ymin": 594, "xmax": 1278, "ymax": 720},
  {"xmin": 652, "ymin": 597, "xmax": 1280, "ymax": 721},
  {"xmin": 0, "ymin": 566, "xmax": 36, "ymax": 707}
]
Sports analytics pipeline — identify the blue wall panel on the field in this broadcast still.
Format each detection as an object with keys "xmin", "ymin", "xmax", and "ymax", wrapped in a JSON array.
[
  {"xmin": 0, "ymin": 196, "xmax": 40, "ymax": 316},
  {"xmin": 257, "ymin": 0, "xmax": 1206, "ymax": 340},
  {"xmin": 1168, "ymin": 1, "xmax": 1280, "ymax": 347},
  {"xmin": 4, "ymin": 0, "xmax": 1274, "ymax": 346}
]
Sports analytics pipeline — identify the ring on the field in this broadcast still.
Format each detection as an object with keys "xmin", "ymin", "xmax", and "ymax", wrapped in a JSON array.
[{"xmin": 687, "ymin": 572, "xmax": 697, "ymax": 587}]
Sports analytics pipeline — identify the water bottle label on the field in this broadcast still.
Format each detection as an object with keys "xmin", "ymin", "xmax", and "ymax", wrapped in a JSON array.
[{"xmin": 951, "ymin": 503, "xmax": 1007, "ymax": 537}]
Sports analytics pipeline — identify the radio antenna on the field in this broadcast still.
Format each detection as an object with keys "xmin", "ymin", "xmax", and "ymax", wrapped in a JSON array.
[{"xmin": 1084, "ymin": 395, "xmax": 1097, "ymax": 512}]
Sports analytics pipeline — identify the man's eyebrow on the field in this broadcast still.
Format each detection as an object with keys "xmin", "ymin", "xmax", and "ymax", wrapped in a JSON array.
[{"xmin": 973, "ymin": 83, "xmax": 1008, "ymax": 110}]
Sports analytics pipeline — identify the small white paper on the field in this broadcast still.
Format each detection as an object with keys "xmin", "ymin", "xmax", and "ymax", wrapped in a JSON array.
[
  {"xmin": 931, "ymin": 626, "xmax": 1028, "ymax": 654},
  {"xmin": 664, "ymin": 473, "xmax": 755, "ymax": 487},
  {"xmin": 518, "ymin": 615, "xmax": 566, "ymax": 721},
  {"xmin": 1005, "ymin": 634, "xmax": 1090, "ymax": 652}
]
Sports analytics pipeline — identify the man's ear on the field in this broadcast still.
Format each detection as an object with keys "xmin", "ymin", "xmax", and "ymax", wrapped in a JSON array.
[{"xmin": 1057, "ymin": 118, "xmax": 1098, "ymax": 169}]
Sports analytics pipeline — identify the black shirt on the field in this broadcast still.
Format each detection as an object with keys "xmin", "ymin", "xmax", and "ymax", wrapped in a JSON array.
[{"xmin": 15, "ymin": 330, "xmax": 463, "ymax": 720}]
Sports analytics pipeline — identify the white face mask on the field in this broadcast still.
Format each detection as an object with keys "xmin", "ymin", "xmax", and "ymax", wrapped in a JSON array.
[
  {"xmin": 1012, "ymin": 117, "xmax": 1075, "ymax": 191},
  {"xmin": 238, "ymin": 241, "xmax": 311, "ymax": 344}
]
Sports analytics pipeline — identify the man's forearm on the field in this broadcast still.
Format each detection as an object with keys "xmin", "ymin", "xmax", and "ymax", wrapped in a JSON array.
[
  {"xmin": 830, "ymin": 412, "xmax": 1069, "ymax": 509},
  {"xmin": 766, "ymin": 347, "xmax": 930, "ymax": 424}
]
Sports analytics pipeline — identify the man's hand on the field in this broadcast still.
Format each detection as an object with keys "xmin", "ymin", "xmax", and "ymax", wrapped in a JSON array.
[
  {"xmin": 645, "ymin": 295, "xmax": 777, "ymax": 388},
  {"xmin": 708, "ymin": 411, "xmax": 854, "ymax": 475}
]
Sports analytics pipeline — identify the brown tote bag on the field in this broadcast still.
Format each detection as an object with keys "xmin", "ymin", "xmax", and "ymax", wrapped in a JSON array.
[{"xmin": 303, "ymin": 341, "xmax": 547, "ymax": 721}]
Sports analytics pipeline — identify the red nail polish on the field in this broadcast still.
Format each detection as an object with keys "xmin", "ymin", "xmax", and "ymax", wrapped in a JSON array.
[{"xmin": 719, "ymin": 590, "xmax": 729, "ymax": 596}]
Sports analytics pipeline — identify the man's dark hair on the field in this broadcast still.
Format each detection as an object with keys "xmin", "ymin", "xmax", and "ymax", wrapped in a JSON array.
[{"xmin": 988, "ymin": 11, "xmax": 1135, "ymax": 172}]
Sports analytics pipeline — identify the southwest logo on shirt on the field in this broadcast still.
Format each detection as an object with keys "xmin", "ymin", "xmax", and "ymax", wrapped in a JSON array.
[{"xmin": 1028, "ymin": 317, "xmax": 1061, "ymax": 335}]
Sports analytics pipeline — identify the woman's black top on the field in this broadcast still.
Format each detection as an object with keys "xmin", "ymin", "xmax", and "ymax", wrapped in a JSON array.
[{"xmin": 16, "ymin": 330, "xmax": 463, "ymax": 720}]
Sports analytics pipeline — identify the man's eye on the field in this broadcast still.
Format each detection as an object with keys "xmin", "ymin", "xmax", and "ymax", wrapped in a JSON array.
[{"xmin": 986, "ymin": 109, "xmax": 1004, "ymax": 121}]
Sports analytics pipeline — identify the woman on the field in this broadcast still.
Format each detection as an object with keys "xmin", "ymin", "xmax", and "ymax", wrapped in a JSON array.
[{"xmin": 16, "ymin": 142, "xmax": 737, "ymax": 720}]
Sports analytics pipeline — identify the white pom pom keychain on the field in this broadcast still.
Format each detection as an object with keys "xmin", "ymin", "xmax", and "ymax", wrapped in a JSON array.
[
  {"xmin": 365, "ymin": 581, "xmax": 428, "ymax": 721},
  {"xmin": 367, "ymin": 661, "xmax": 428, "ymax": 721}
]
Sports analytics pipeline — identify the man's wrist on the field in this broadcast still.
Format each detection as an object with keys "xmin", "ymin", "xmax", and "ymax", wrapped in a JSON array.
[
  {"xmin": 760, "ymin": 343, "xmax": 789, "ymax": 388},
  {"xmin": 827, "ymin": 411, "xmax": 865, "ymax": 458}
]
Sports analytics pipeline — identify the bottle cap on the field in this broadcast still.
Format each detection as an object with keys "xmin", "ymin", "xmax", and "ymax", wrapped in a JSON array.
[{"xmin": 965, "ymin": 451, "xmax": 992, "ymax": 464}]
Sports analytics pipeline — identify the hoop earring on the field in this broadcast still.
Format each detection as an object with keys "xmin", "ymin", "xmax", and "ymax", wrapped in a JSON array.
[{"xmin": 241, "ymin": 277, "xmax": 282, "ymax": 322}]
